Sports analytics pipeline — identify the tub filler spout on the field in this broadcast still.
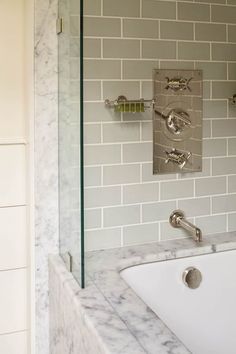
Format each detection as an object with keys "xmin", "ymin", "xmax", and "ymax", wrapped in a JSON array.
[{"xmin": 169, "ymin": 210, "xmax": 202, "ymax": 243}]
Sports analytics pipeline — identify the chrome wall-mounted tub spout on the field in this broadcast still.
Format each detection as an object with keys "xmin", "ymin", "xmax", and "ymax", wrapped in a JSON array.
[{"xmin": 169, "ymin": 210, "xmax": 202, "ymax": 242}]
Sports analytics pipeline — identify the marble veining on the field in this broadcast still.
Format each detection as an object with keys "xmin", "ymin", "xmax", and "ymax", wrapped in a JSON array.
[
  {"xmin": 50, "ymin": 232, "xmax": 236, "ymax": 354},
  {"xmin": 35, "ymin": 0, "xmax": 59, "ymax": 353}
]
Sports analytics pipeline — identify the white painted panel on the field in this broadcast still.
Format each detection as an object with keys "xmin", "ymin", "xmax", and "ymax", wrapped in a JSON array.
[
  {"xmin": 0, "ymin": 331, "xmax": 28, "ymax": 354},
  {"xmin": 0, "ymin": 145, "xmax": 26, "ymax": 207},
  {"xmin": 0, "ymin": 268, "xmax": 27, "ymax": 333},
  {"xmin": 0, "ymin": 0, "xmax": 25, "ymax": 140},
  {"xmin": 0, "ymin": 206, "xmax": 27, "ymax": 270}
]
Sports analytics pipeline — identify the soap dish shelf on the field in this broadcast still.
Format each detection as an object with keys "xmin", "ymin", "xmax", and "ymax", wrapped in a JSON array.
[{"xmin": 105, "ymin": 95, "xmax": 154, "ymax": 113}]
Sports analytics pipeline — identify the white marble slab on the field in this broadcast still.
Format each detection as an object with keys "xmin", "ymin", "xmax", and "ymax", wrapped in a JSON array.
[
  {"xmin": 35, "ymin": 0, "xmax": 59, "ymax": 353},
  {"xmin": 50, "ymin": 232, "xmax": 236, "ymax": 354}
]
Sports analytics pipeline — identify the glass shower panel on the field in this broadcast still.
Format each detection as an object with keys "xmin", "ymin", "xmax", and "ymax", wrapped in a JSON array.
[{"xmin": 58, "ymin": 0, "xmax": 84, "ymax": 287}]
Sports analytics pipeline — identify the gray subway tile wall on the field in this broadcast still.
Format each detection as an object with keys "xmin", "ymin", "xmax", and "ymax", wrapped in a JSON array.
[{"xmin": 71, "ymin": 0, "xmax": 236, "ymax": 250}]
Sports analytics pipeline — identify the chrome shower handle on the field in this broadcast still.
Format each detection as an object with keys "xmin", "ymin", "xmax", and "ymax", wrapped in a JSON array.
[{"xmin": 165, "ymin": 148, "xmax": 192, "ymax": 169}]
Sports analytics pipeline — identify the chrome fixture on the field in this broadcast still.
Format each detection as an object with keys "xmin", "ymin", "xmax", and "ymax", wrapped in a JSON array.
[
  {"xmin": 153, "ymin": 69, "xmax": 203, "ymax": 174},
  {"xmin": 165, "ymin": 148, "xmax": 191, "ymax": 169},
  {"xmin": 169, "ymin": 210, "xmax": 203, "ymax": 242},
  {"xmin": 182, "ymin": 267, "xmax": 202, "ymax": 289},
  {"xmin": 155, "ymin": 108, "xmax": 191, "ymax": 135},
  {"xmin": 105, "ymin": 95, "xmax": 154, "ymax": 113},
  {"xmin": 165, "ymin": 76, "xmax": 193, "ymax": 92},
  {"xmin": 229, "ymin": 94, "xmax": 236, "ymax": 105}
]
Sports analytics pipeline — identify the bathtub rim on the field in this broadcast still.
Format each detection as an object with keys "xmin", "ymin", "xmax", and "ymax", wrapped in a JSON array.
[{"xmin": 50, "ymin": 231, "xmax": 236, "ymax": 354}]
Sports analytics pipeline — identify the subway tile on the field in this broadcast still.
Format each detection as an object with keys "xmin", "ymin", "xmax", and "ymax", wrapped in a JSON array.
[
  {"xmin": 203, "ymin": 120, "xmax": 211, "ymax": 139},
  {"xmin": 123, "ymin": 183, "xmax": 159, "ymax": 204},
  {"xmin": 123, "ymin": 142, "xmax": 152, "ymax": 162},
  {"xmin": 84, "ymin": 60, "xmax": 121, "ymax": 80},
  {"xmin": 103, "ymin": 39, "xmax": 140, "ymax": 59},
  {"xmin": 228, "ymin": 213, "xmax": 236, "ymax": 232},
  {"xmin": 103, "ymin": 0, "xmax": 140, "ymax": 17},
  {"xmin": 179, "ymin": 158, "xmax": 211, "ymax": 179},
  {"xmin": 142, "ymin": 40, "xmax": 176, "ymax": 59},
  {"xmin": 123, "ymin": 223, "xmax": 158, "ymax": 246},
  {"xmin": 85, "ymin": 186, "xmax": 121, "ymax": 208},
  {"xmin": 84, "ymin": 166, "xmax": 101, "ymax": 187},
  {"xmin": 228, "ymin": 138, "xmax": 236, "ymax": 155},
  {"xmin": 85, "ymin": 228, "xmax": 121, "ymax": 251},
  {"xmin": 160, "ymin": 180, "xmax": 194, "ymax": 200},
  {"xmin": 212, "ymin": 82, "xmax": 236, "ymax": 99},
  {"xmin": 178, "ymin": 42, "xmax": 210, "ymax": 60},
  {"xmin": 195, "ymin": 176, "xmax": 226, "ymax": 197},
  {"xmin": 142, "ymin": 0, "xmax": 176, "ymax": 19},
  {"xmin": 212, "ymin": 194, "xmax": 236, "ymax": 213},
  {"xmin": 212, "ymin": 119, "xmax": 236, "ymax": 137},
  {"xmin": 84, "ymin": 81, "xmax": 101, "ymax": 101},
  {"xmin": 212, "ymin": 157, "xmax": 236, "ymax": 175},
  {"xmin": 103, "ymin": 122, "xmax": 140, "ymax": 143},
  {"xmin": 228, "ymin": 175, "xmax": 236, "ymax": 193},
  {"xmin": 228, "ymin": 63, "xmax": 236, "ymax": 80},
  {"xmin": 212, "ymin": 5, "xmax": 236, "ymax": 24},
  {"xmin": 123, "ymin": 60, "xmax": 158, "ymax": 79},
  {"xmin": 141, "ymin": 81, "xmax": 153, "ymax": 99},
  {"xmin": 84, "ymin": 17, "xmax": 121, "ymax": 37},
  {"xmin": 197, "ymin": 0, "xmax": 226, "ymax": 3},
  {"xmin": 141, "ymin": 122, "xmax": 152, "ymax": 141},
  {"xmin": 160, "ymin": 21, "xmax": 193, "ymax": 40},
  {"xmin": 212, "ymin": 43, "xmax": 236, "ymax": 61},
  {"xmin": 123, "ymin": 19, "xmax": 159, "ymax": 38},
  {"xmin": 203, "ymin": 100, "xmax": 227, "ymax": 119},
  {"xmin": 84, "ymin": 208, "xmax": 102, "ymax": 229},
  {"xmin": 142, "ymin": 162, "xmax": 177, "ymax": 182},
  {"xmin": 84, "ymin": 39, "xmax": 101, "ymax": 58},
  {"xmin": 160, "ymin": 221, "xmax": 190, "ymax": 240},
  {"xmin": 103, "ymin": 164, "xmax": 140, "ymax": 185},
  {"xmin": 178, "ymin": 2, "xmax": 210, "ymax": 22},
  {"xmin": 228, "ymin": 102, "xmax": 236, "ymax": 119},
  {"xmin": 195, "ymin": 23, "xmax": 226, "ymax": 42},
  {"xmin": 84, "ymin": 124, "xmax": 101, "ymax": 144},
  {"xmin": 228, "ymin": 25, "xmax": 236, "ymax": 42},
  {"xmin": 160, "ymin": 61, "xmax": 194, "ymax": 70},
  {"xmin": 142, "ymin": 200, "xmax": 177, "ymax": 222},
  {"xmin": 178, "ymin": 197, "xmax": 211, "ymax": 217},
  {"xmin": 195, "ymin": 62, "xmax": 227, "ymax": 80},
  {"xmin": 84, "ymin": 102, "xmax": 121, "ymax": 123},
  {"xmin": 103, "ymin": 205, "xmax": 140, "ymax": 227},
  {"xmin": 84, "ymin": 144, "xmax": 121, "ymax": 165},
  {"xmin": 203, "ymin": 81, "xmax": 211, "ymax": 99},
  {"xmin": 103, "ymin": 81, "xmax": 140, "ymax": 101},
  {"xmin": 196, "ymin": 214, "xmax": 227, "ymax": 235},
  {"xmin": 84, "ymin": 0, "xmax": 101, "ymax": 16},
  {"xmin": 203, "ymin": 138, "xmax": 227, "ymax": 157}
]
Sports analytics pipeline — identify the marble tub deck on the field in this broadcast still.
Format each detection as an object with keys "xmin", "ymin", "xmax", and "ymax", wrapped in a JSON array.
[{"xmin": 49, "ymin": 232, "xmax": 236, "ymax": 354}]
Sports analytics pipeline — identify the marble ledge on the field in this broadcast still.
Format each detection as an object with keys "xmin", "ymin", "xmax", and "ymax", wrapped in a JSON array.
[{"xmin": 49, "ymin": 231, "xmax": 236, "ymax": 354}]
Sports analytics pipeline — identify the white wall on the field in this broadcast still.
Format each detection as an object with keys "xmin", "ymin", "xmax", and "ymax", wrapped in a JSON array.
[{"xmin": 0, "ymin": 1, "xmax": 33, "ymax": 353}]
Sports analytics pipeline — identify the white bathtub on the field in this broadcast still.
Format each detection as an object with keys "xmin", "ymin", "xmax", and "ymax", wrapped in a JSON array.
[{"xmin": 121, "ymin": 249, "xmax": 236, "ymax": 354}]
